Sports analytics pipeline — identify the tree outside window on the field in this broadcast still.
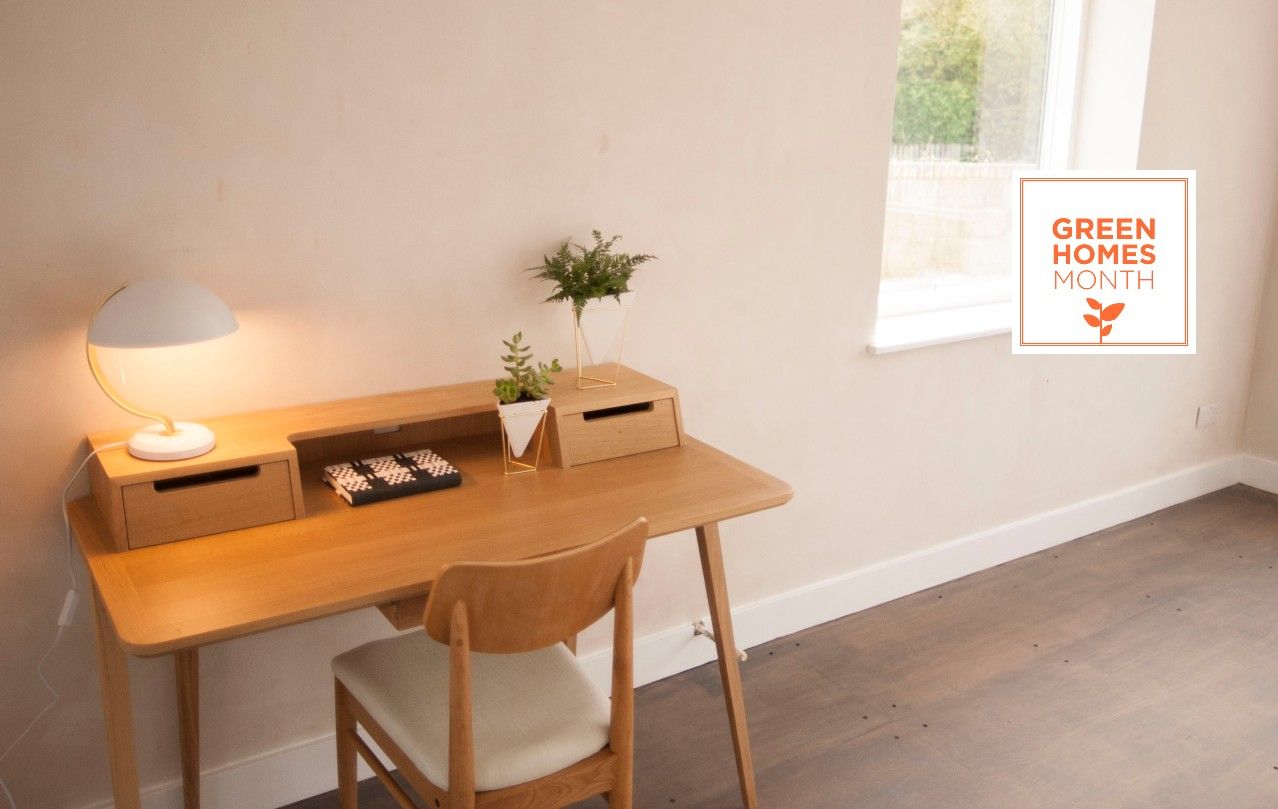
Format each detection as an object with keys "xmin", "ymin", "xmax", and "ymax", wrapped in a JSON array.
[{"xmin": 881, "ymin": 0, "xmax": 1056, "ymax": 308}]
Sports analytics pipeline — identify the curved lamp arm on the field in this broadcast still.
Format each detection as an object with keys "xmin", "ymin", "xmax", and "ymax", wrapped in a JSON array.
[{"xmin": 86, "ymin": 287, "xmax": 177, "ymax": 436}]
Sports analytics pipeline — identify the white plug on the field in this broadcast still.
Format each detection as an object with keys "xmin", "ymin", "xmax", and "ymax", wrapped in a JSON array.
[{"xmin": 57, "ymin": 590, "xmax": 79, "ymax": 627}]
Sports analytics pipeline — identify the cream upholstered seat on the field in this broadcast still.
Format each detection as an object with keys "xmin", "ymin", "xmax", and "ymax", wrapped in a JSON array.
[{"xmin": 333, "ymin": 632, "xmax": 610, "ymax": 792}]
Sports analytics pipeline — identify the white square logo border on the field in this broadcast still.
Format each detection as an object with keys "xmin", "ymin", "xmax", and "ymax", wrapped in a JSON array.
[{"xmin": 1014, "ymin": 171, "xmax": 1196, "ymax": 355}]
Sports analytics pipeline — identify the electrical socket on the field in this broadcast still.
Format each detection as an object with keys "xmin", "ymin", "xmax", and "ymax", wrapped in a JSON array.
[{"xmin": 1196, "ymin": 403, "xmax": 1220, "ymax": 429}]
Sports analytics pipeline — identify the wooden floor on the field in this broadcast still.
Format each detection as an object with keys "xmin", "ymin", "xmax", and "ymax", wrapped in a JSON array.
[{"xmin": 284, "ymin": 485, "xmax": 1278, "ymax": 809}]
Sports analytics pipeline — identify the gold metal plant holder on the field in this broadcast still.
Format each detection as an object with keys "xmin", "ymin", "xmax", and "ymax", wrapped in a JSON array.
[
  {"xmin": 573, "ymin": 306, "xmax": 631, "ymax": 390},
  {"xmin": 499, "ymin": 409, "xmax": 549, "ymax": 475}
]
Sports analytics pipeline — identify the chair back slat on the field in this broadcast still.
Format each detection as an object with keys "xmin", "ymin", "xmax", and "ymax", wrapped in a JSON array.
[{"xmin": 423, "ymin": 518, "xmax": 648, "ymax": 653}]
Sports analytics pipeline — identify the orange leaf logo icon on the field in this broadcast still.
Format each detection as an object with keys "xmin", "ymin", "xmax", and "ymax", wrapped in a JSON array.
[{"xmin": 1083, "ymin": 299, "xmax": 1125, "ymax": 344}]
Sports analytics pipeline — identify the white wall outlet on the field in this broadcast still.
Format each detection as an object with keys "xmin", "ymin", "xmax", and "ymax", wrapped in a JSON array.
[{"xmin": 1195, "ymin": 403, "xmax": 1220, "ymax": 429}]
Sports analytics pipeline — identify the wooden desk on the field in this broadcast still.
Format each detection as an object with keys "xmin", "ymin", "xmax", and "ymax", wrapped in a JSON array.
[{"xmin": 71, "ymin": 371, "xmax": 792, "ymax": 809}]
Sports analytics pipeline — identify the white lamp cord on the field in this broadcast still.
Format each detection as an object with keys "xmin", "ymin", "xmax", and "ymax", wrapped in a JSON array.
[{"xmin": 0, "ymin": 441, "xmax": 127, "ymax": 809}]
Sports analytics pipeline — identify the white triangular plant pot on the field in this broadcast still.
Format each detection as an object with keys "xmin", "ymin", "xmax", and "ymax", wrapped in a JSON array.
[
  {"xmin": 576, "ymin": 291, "xmax": 635, "ymax": 366},
  {"xmin": 497, "ymin": 398, "xmax": 550, "ymax": 458}
]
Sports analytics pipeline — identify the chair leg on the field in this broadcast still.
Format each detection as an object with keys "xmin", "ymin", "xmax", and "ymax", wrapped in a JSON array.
[
  {"xmin": 335, "ymin": 680, "xmax": 359, "ymax": 809},
  {"xmin": 607, "ymin": 778, "xmax": 632, "ymax": 809}
]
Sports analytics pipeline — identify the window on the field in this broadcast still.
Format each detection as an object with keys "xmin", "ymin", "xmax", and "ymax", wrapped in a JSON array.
[{"xmin": 876, "ymin": 0, "xmax": 1084, "ymax": 326}]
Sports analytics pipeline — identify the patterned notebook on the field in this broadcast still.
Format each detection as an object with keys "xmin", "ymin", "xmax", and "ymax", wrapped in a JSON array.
[{"xmin": 323, "ymin": 449, "xmax": 461, "ymax": 506}]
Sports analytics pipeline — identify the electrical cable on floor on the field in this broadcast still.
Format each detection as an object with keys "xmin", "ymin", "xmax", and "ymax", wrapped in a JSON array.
[{"xmin": 0, "ymin": 441, "xmax": 127, "ymax": 809}]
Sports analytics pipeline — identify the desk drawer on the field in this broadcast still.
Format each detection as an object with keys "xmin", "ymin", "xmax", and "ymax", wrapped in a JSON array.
[
  {"xmin": 122, "ymin": 461, "xmax": 296, "ymax": 549},
  {"xmin": 557, "ymin": 397, "xmax": 680, "ymax": 466}
]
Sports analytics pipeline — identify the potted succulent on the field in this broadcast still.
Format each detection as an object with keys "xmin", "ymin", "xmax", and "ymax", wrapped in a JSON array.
[
  {"xmin": 527, "ymin": 230, "xmax": 655, "ymax": 388},
  {"xmin": 493, "ymin": 332, "xmax": 562, "ymax": 467}
]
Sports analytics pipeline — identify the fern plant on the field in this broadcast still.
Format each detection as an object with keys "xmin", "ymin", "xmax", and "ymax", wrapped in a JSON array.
[
  {"xmin": 527, "ymin": 230, "xmax": 655, "ymax": 318},
  {"xmin": 493, "ymin": 332, "xmax": 562, "ymax": 404}
]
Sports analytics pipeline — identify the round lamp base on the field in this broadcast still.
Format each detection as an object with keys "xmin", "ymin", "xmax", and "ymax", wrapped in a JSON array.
[{"xmin": 128, "ymin": 422, "xmax": 216, "ymax": 461}]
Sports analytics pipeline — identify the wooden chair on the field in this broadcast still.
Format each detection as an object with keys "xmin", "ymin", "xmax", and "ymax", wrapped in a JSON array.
[{"xmin": 333, "ymin": 517, "xmax": 649, "ymax": 809}]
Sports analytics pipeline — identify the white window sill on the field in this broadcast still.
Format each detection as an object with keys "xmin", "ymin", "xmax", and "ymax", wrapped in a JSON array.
[{"xmin": 869, "ymin": 302, "xmax": 1012, "ymax": 355}]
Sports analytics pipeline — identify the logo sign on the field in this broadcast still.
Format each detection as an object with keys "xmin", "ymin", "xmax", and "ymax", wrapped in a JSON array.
[{"xmin": 1014, "ymin": 171, "xmax": 1195, "ymax": 354}]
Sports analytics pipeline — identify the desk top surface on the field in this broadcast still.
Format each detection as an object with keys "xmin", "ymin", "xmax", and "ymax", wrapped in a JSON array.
[{"xmin": 72, "ymin": 429, "xmax": 792, "ymax": 655}]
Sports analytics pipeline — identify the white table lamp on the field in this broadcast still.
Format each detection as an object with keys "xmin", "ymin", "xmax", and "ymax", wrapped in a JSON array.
[{"xmin": 87, "ymin": 279, "xmax": 239, "ymax": 461}]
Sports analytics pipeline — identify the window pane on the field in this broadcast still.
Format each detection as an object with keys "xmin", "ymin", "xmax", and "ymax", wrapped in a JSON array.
[{"xmin": 881, "ymin": 0, "xmax": 1055, "ymax": 308}]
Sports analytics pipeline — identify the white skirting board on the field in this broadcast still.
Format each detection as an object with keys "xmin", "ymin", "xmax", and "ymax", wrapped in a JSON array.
[
  {"xmin": 80, "ymin": 454, "xmax": 1267, "ymax": 809},
  {"xmin": 1239, "ymin": 454, "xmax": 1278, "ymax": 494}
]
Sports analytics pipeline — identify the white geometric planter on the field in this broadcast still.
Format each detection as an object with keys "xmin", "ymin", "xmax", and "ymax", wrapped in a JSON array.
[
  {"xmin": 497, "ymin": 397, "xmax": 551, "ymax": 473},
  {"xmin": 574, "ymin": 290, "xmax": 634, "ymax": 389}
]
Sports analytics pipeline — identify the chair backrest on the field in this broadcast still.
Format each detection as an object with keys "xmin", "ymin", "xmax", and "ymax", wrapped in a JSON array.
[{"xmin": 423, "ymin": 517, "xmax": 648, "ymax": 653}]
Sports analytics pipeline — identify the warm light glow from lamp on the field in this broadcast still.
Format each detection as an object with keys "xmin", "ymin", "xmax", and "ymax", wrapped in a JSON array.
[{"xmin": 87, "ymin": 279, "xmax": 239, "ymax": 461}]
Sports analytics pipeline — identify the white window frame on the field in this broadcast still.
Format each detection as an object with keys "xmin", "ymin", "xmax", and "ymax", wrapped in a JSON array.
[
  {"xmin": 1040, "ymin": 0, "xmax": 1088, "ymax": 170},
  {"xmin": 873, "ymin": 0, "xmax": 1089, "ymax": 350}
]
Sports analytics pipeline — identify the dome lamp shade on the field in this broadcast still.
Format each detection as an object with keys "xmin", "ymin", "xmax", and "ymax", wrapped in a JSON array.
[{"xmin": 87, "ymin": 279, "xmax": 239, "ymax": 461}]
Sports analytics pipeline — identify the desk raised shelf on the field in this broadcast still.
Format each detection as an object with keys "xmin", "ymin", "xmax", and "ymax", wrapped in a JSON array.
[{"xmin": 87, "ymin": 367, "xmax": 683, "ymax": 552}]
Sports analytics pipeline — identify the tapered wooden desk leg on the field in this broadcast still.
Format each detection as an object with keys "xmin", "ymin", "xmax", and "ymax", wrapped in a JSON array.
[
  {"xmin": 91, "ymin": 586, "xmax": 142, "ymax": 809},
  {"xmin": 176, "ymin": 648, "xmax": 200, "ymax": 809},
  {"xmin": 696, "ymin": 523, "xmax": 759, "ymax": 809}
]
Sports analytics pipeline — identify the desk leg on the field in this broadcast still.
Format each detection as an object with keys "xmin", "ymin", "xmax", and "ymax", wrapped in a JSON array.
[
  {"xmin": 695, "ymin": 523, "xmax": 759, "ymax": 809},
  {"xmin": 91, "ymin": 586, "xmax": 142, "ymax": 809},
  {"xmin": 176, "ymin": 649, "xmax": 200, "ymax": 809}
]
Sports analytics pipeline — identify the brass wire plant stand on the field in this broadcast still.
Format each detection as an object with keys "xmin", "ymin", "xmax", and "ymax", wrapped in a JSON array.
[
  {"xmin": 498, "ymin": 406, "xmax": 549, "ymax": 475},
  {"xmin": 572, "ymin": 297, "xmax": 632, "ymax": 389}
]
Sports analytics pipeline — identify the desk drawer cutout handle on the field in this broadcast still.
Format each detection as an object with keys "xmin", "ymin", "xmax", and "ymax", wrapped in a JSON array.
[
  {"xmin": 582, "ymin": 401, "xmax": 654, "ymax": 421},
  {"xmin": 153, "ymin": 465, "xmax": 261, "ymax": 492}
]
